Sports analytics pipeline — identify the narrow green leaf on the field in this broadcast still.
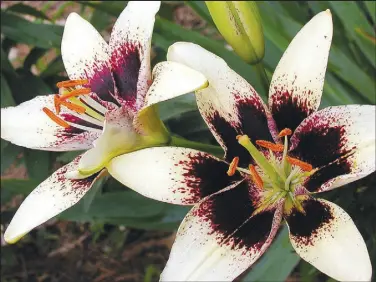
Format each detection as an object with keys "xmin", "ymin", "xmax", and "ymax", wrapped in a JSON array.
[
  {"xmin": 83, "ymin": 175, "xmax": 107, "ymax": 213},
  {"xmin": 1, "ymin": 48, "xmax": 17, "ymax": 76},
  {"xmin": 1, "ymin": 179, "xmax": 39, "ymax": 204},
  {"xmin": 185, "ymin": 1, "xmax": 215, "ymax": 25},
  {"xmin": 1, "ymin": 11, "xmax": 63, "ymax": 49},
  {"xmin": 6, "ymin": 3, "xmax": 50, "ymax": 21},
  {"xmin": 90, "ymin": 7, "xmax": 112, "ymax": 31},
  {"xmin": 24, "ymin": 149, "xmax": 50, "ymax": 182},
  {"xmin": 329, "ymin": 1, "xmax": 376, "ymax": 68},
  {"xmin": 242, "ymin": 226, "xmax": 300, "ymax": 282},
  {"xmin": 1, "ymin": 75, "xmax": 16, "ymax": 107},
  {"xmin": 364, "ymin": 1, "xmax": 376, "ymax": 23},
  {"xmin": 23, "ymin": 48, "xmax": 48, "ymax": 70}
]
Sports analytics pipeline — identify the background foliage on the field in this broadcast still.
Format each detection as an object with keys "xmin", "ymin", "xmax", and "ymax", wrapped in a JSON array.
[{"xmin": 1, "ymin": 1, "xmax": 375, "ymax": 281}]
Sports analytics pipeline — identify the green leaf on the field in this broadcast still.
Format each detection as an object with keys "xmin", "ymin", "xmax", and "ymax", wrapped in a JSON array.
[
  {"xmin": 83, "ymin": 174, "xmax": 107, "ymax": 213},
  {"xmin": 0, "ymin": 142, "xmax": 23, "ymax": 175},
  {"xmin": 185, "ymin": 1, "xmax": 215, "ymax": 25},
  {"xmin": 153, "ymin": 17, "xmax": 266, "ymax": 98},
  {"xmin": 1, "ymin": 179, "xmax": 39, "ymax": 204},
  {"xmin": 6, "ymin": 3, "xmax": 50, "ymax": 21},
  {"xmin": 364, "ymin": 1, "xmax": 376, "ymax": 23},
  {"xmin": 40, "ymin": 55, "xmax": 65, "ymax": 78},
  {"xmin": 61, "ymin": 190, "xmax": 168, "ymax": 220},
  {"xmin": 56, "ymin": 151, "xmax": 84, "ymax": 164},
  {"xmin": 1, "ymin": 48, "xmax": 17, "ymax": 76},
  {"xmin": 242, "ymin": 226, "xmax": 300, "ymax": 282},
  {"xmin": 24, "ymin": 149, "xmax": 50, "ymax": 182},
  {"xmin": 90, "ymin": 7, "xmax": 113, "ymax": 31},
  {"xmin": 1, "ymin": 11, "xmax": 63, "ymax": 49},
  {"xmin": 1, "ymin": 75, "xmax": 16, "ymax": 107},
  {"xmin": 6, "ymin": 70, "xmax": 52, "ymax": 104},
  {"xmin": 329, "ymin": 1, "xmax": 376, "ymax": 68},
  {"xmin": 23, "ymin": 48, "xmax": 48, "ymax": 70}
]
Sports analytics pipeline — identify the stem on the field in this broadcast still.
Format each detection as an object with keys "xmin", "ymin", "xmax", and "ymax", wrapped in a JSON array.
[
  {"xmin": 170, "ymin": 135, "xmax": 224, "ymax": 158},
  {"xmin": 254, "ymin": 61, "xmax": 270, "ymax": 94}
]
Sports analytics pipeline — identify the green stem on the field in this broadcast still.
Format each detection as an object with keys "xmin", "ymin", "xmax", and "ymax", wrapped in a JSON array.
[
  {"xmin": 254, "ymin": 61, "xmax": 270, "ymax": 94},
  {"xmin": 170, "ymin": 135, "xmax": 224, "ymax": 158}
]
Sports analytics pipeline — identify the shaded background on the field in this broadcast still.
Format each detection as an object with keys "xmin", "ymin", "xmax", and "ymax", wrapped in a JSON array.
[{"xmin": 1, "ymin": 1, "xmax": 375, "ymax": 281}]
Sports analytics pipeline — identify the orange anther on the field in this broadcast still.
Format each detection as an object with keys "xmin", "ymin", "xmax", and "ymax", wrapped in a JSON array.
[
  {"xmin": 227, "ymin": 157, "xmax": 239, "ymax": 176},
  {"xmin": 60, "ymin": 88, "xmax": 91, "ymax": 100},
  {"xmin": 286, "ymin": 156, "xmax": 313, "ymax": 172},
  {"xmin": 54, "ymin": 95, "xmax": 61, "ymax": 114},
  {"xmin": 147, "ymin": 79, "xmax": 153, "ymax": 86},
  {"xmin": 59, "ymin": 100, "xmax": 86, "ymax": 114},
  {"xmin": 255, "ymin": 140, "xmax": 284, "ymax": 152},
  {"xmin": 43, "ymin": 107, "xmax": 70, "ymax": 128},
  {"xmin": 278, "ymin": 128, "xmax": 292, "ymax": 138},
  {"xmin": 56, "ymin": 79, "xmax": 89, "ymax": 88},
  {"xmin": 249, "ymin": 165, "xmax": 264, "ymax": 190},
  {"xmin": 236, "ymin": 135, "xmax": 242, "ymax": 140}
]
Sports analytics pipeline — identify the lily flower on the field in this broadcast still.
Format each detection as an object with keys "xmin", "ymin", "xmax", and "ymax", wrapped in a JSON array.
[
  {"xmin": 1, "ymin": 1, "xmax": 207, "ymax": 244},
  {"xmin": 107, "ymin": 10, "xmax": 375, "ymax": 281}
]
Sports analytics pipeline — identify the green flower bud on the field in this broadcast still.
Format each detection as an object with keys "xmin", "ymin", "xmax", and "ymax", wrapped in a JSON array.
[{"xmin": 206, "ymin": 1, "xmax": 265, "ymax": 64}]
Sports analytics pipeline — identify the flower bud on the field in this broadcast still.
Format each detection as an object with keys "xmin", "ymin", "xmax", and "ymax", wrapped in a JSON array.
[{"xmin": 206, "ymin": 1, "xmax": 265, "ymax": 64}]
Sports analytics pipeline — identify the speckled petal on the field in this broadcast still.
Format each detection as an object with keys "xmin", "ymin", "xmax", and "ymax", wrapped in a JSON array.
[
  {"xmin": 61, "ymin": 13, "xmax": 117, "ymax": 106},
  {"xmin": 285, "ymin": 198, "xmax": 372, "ymax": 282},
  {"xmin": 141, "ymin": 61, "xmax": 208, "ymax": 110},
  {"xmin": 289, "ymin": 105, "xmax": 375, "ymax": 192},
  {"xmin": 107, "ymin": 147, "xmax": 242, "ymax": 205},
  {"xmin": 109, "ymin": 1, "xmax": 160, "ymax": 109},
  {"xmin": 1, "ymin": 95, "xmax": 101, "ymax": 151},
  {"xmin": 4, "ymin": 156, "xmax": 103, "ymax": 244},
  {"xmin": 161, "ymin": 182, "xmax": 283, "ymax": 281},
  {"xmin": 268, "ymin": 10, "xmax": 333, "ymax": 133},
  {"xmin": 168, "ymin": 42, "xmax": 278, "ymax": 168}
]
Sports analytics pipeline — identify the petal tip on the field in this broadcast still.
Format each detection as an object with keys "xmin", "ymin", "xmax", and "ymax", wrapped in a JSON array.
[
  {"xmin": 325, "ymin": 9, "xmax": 331, "ymax": 16},
  {"xmin": 4, "ymin": 229, "xmax": 26, "ymax": 244}
]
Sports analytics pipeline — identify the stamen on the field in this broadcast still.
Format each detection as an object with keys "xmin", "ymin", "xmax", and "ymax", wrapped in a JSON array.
[
  {"xmin": 278, "ymin": 128, "xmax": 292, "ymax": 138},
  {"xmin": 286, "ymin": 156, "xmax": 313, "ymax": 172},
  {"xmin": 56, "ymin": 79, "xmax": 89, "ymax": 88},
  {"xmin": 147, "ymin": 79, "xmax": 153, "ymax": 86},
  {"xmin": 255, "ymin": 140, "xmax": 284, "ymax": 152},
  {"xmin": 54, "ymin": 95, "xmax": 61, "ymax": 114},
  {"xmin": 227, "ymin": 157, "xmax": 239, "ymax": 176},
  {"xmin": 60, "ymin": 88, "xmax": 91, "ymax": 100},
  {"xmin": 59, "ymin": 100, "xmax": 86, "ymax": 114},
  {"xmin": 43, "ymin": 107, "xmax": 70, "ymax": 128},
  {"xmin": 249, "ymin": 165, "xmax": 264, "ymax": 189}
]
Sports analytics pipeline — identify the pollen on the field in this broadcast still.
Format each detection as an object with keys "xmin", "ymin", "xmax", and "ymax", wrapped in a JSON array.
[
  {"xmin": 43, "ymin": 107, "xmax": 70, "ymax": 128},
  {"xmin": 59, "ymin": 100, "xmax": 86, "ymax": 114},
  {"xmin": 256, "ymin": 140, "xmax": 284, "ymax": 152},
  {"xmin": 278, "ymin": 128, "xmax": 292, "ymax": 138},
  {"xmin": 227, "ymin": 156, "xmax": 239, "ymax": 176},
  {"xmin": 56, "ymin": 79, "xmax": 89, "ymax": 88},
  {"xmin": 286, "ymin": 156, "xmax": 313, "ymax": 171},
  {"xmin": 249, "ymin": 165, "xmax": 264, "ymax": 189},
  {"xmin": 54, "ymin": 95, "xmax": 61, "ymax": 114},
  {"xmin": 60, "ymin": 88, "xmax": 91, "ymax": 100}
]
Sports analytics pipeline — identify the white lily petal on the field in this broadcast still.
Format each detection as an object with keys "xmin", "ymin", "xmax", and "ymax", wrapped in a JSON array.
[
  {"xmin": 77, "ymin": 107, "xmax": 141, "ymax": 175},
  {"xmin": 161, "ymin": 182, "xmax": 283, "ymax": 281},
  {"xmin": 107, "ymin": 147, "xmax": 242, "ymax": 205},
  {"xmin": 141, "ymin": 61, "xmax": 208, "ymax": 110},
  {"xmin": 268, "ymin": 10, "xmax": 333, "ymax": 132},
  {"xmin": 167, "ymin": 42, "xmax": 277, "ymax": 167},
  {"xmin": 286, "ymin": 198, "xmax": 372, "ymax": 282},
  {"xmin": 4, "ymin": 156, "xmax": 103, "ymax": 244},
  {"xmin": 109, "ymin": 1, "xmax": 160, "ymax": 109},
  {"xmin": 290, "ymin": 105, "xmax": 375, "ymax": 192},
  {"xmin": 62, "ymin": 12, "xmax": 110, "ymax": 81},
  {"xmin": 1, "ymin": 95, "xmax": 100, "ymax": 151}
]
